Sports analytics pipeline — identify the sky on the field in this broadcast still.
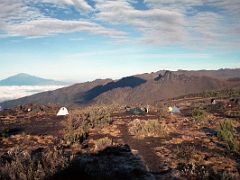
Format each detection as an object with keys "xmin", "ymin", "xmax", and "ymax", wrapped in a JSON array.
[{"xmin": 0, "ymin": 0, "xmax": 240, "ymax": 82}]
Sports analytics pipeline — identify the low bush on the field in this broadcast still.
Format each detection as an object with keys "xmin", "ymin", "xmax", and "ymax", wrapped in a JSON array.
[
  {"xmin": 87, "ymin": 106, "xmax": 112, "ymax": 128},
  {"xmin": 1, "ymin": 128, "xmax": 10, "ymax": 138},
  {"xmin": 93, "ymin": 137, "xmax": 113, "ymax": 151},
  {"xmin": 63, "ymin": 114, "xmax": 88, "ymax": 145},
  {"xmin": 217, "ymin": 120, "xmax": 239, "ymax": 152},
  {"xmin": 175, "ymin": 145, "xmax": 197, "ymax": 162},
  {"xmin": 63, "ymin": 106, "xmax": 113, "ymax": 145},
  {"xmin": 192, "ymin": 108, "xmax": 206, "ymax": 122},
  {"xmin": 0, "ymin": 146, "xmax": 72, "ymax": 180},
  {"xmin": 128, "ymin": 119, "xmax": 167, "ymax": 139},
  {"xmin": 75, "ymin": 106, "xmax": 113, "ymax": 128},
  {"xmin": 177, "ymin": 163, "xmax": 240, "ymax": 179},
  {"xmin": 177, "ymin": 162, "xmax": 207, "ymax": 178}
]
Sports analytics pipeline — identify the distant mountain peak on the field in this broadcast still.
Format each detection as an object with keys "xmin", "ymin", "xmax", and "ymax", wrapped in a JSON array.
[
  {"xmin": 0, "ymin": 73, "xmax": 65, "ymax": 86},
  {"xmin": 14, "ymin": 73, "xmax": 35, "ymax": 77},
  {"xmin": 15, "ymin": 73, "xmax": 29, "ymax": 76}
]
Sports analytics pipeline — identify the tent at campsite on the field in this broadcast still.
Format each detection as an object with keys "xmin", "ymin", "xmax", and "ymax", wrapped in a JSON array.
[
  {"xmin": 57, "ymin": 107, "xmax": 69, "ymax": 116},
  {"xmin": 211, "ymin": 98, "xmax": 216, "ymax": 105},
  {"xmin": 168, "ymin": 106, "xmax": 180, "ymax": 113},
  {"xmin": 129, "ymin": 107, "xmax": 145, "ymax": 115}
]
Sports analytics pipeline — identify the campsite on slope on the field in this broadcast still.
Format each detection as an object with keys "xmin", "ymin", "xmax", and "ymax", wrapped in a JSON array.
[{"xmin": 0, "ymin": 89, "xmax": 240, "ymax": 179}]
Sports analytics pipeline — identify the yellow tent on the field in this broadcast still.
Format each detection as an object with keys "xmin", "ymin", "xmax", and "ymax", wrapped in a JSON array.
[{"xmin": 168, "ymin": 106, "xmax": 173, "ymax": 112}]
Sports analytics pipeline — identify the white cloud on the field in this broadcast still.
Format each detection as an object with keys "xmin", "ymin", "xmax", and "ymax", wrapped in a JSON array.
[
  {"xmin": 70, "ymin": 0, "xmax": 240, "ymax": 48},
  {"xmin": 40, "ymin": 0, "xmax": 93, "ymax": 13},
  {"xmin": 144, "ymin": 0, "xmax": 203, "ymax": 11},
  {"xmin": 95, "ymin": 0, "xmax": 187, "ymax": 44},
  {"xmin": 0, "ymin": 0, "xmax": 126, "ymax": 39},
  {"xmin": 0, "ymin": 0, "xmax": 42, "ymax": 23},
  {"xmin": 5, "ymin": 18, "xmax": 126, "ymax": 38},
  {"xmin": 0, "ymin": 0, "xmax": 239, "ymax": 48},
  {"xmin": 0, "ymin": 85, "xmax": 64, "ymax": 103}
]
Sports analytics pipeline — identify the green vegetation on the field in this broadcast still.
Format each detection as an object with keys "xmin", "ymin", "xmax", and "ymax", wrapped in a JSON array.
[
  {"xmin": 128, "ymin": 119, "xmax": 167, "ymax": 139},
  {"xmin": 87, "ymin": 106, "xmax": 112, "ymax": 128},
  {"xmin": 63, "ymin": 106, "xmax": 113, "ymax": 145},
  {"xmin": 1, "ymin": 128, "xmax": 10, "ymax": 138},
  {"xmin": 64, "ymin": 114, "xmax": 88, "ymax": 145},
  {"xmin": 192, "ymin": 108, "xmax": 206, "ymax": 122},
  {"xmin": 217, "ymin": 120, "xmax": 239, "ymax": 152}
]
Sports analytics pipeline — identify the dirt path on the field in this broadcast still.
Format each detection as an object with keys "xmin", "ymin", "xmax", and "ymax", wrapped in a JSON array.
[{"xmin": 116, "ymin": 118, "xmax": 171, "ymax": 177}]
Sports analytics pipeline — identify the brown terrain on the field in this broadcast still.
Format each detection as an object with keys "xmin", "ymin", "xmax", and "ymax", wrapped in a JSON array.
[
  {"xmin": 0, "ymin": 91, "xmax": 240, "ymax": 179},
  {"xmin": 1, "ymin": 69, "xmax": 240, "ymax": 108}
]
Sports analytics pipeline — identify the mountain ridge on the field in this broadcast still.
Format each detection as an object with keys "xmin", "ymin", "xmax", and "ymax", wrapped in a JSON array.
[{"xmin": 1, "ymin": 69, "xmax": 240, "ymax": 108}]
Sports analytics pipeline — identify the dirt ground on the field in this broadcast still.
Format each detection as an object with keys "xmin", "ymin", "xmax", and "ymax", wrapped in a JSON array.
[{"xmin": 0, "ymin": 98, "xmax": 240, "ymax": 179}]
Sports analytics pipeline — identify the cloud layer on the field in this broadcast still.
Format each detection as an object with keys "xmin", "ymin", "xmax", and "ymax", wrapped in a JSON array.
[
  {"xmin": 0, "ymin": 85, "xmax": 64, "ymax": 103},
  {"xmin": 0, "ymin": 0, "xmax": 239, "ymax": 48}
]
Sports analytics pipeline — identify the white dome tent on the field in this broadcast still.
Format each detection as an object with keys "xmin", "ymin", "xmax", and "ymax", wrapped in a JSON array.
[{"xmin": 57, "ymin": 107, "xmax": 69, "ymax": 116}]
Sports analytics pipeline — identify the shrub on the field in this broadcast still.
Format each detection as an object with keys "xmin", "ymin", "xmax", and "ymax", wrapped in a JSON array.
[
  {"xmin": 175, "ymin": 145, "xmax": 197, "ymax": 162},
  {"xmin": 0, "ymin": 146, "xmax": 72, "ymax": 180},
  {"xmin": 128, "ymin": 119, "xmax": 167, "ymax": 139},
  {"xmin": 217, "ymin": 120, "xmax": 239, "ymax": 152},
  {"xmin": 1, "ymin": 128, "xmax": 10, "ymax": 138},
  {"xmin": 177, "ymin": 162, "xmax": 207, "ymax": 177},
  {"xmin": 94, "ymin": 137, "xmax": 113, "ymax": 151},
  {"xmin": 178, "ymin": 163, "xmax": 240, "ymax": 179},
  {"xmin": 87, "ymin": 106, "xmax": 112, "ymax": 128},
  {"xmin": 192, "ymin": 108, "xmax": 206, "ymax": 122},
  {"xmin": 63, "ymin": 114, "xmax": 88, "ymax": 145},
  {"xmin": 63, "ymin": 106, "xmax": 113, "ymax": 145},
  {"xmin": 74, "ymin": 106, "xmax": 113, "ymax": 129}
]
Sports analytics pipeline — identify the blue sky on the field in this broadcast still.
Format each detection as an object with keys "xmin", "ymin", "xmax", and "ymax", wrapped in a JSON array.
[{"xmin": 0, "ymin": 0, "xmax": 239, "ymax": 82}]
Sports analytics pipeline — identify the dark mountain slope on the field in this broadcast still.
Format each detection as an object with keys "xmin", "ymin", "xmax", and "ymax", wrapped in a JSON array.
[
  {"xmin": 75, "ymin": 76, "xmax": 146, "ymax": 104},
  {"xmin": 92, "ymin": 71, "xmax": 230, "ymax": 105},
  {"xmin": 1, "ymin": 79, "xmax": 112, "ymax": 108}
]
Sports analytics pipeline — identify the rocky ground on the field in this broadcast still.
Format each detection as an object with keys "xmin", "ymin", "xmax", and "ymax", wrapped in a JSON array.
[{"xmin": 0, "ymin": 97, "xmax": 240, "ymax": 179}]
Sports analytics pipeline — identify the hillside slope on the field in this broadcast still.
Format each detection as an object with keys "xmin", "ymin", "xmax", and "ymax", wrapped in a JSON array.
[
  {"xmin": 1, "ymin": 69, "xmax": 240, "ymax": 108},
  {"xmin": 1, "ymin": 79, "xmax": 112, "ymax": 108},
  {"xmin": 92, "ymin": 71, "xmax": 231, "ymax": 105}
]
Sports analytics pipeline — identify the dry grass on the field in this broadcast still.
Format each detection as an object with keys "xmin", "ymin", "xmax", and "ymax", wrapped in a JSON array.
[
  {"xmin": 93, "ymin": 137, "xmax": 113, "ymax": 152},
  {"xmin": 217, "ymin": 120, "xmax": 240, "ymax": 152},
  {"xmin": 174, "ymin": 145, "xmax": 197, "ymax": 162},
  {"xmin": 0, "ymin": 146, "xmax": 72, "ymax": 180},
  {"xmin": 128, "ymin": 119, "xmax": 167, "ymax": 139}
]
